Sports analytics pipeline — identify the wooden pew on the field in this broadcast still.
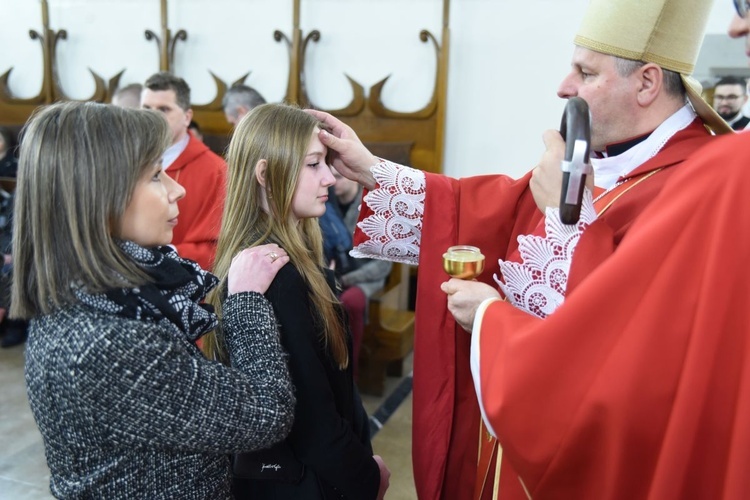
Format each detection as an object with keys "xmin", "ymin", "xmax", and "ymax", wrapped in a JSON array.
[{"xmin": 357, "ymin": 263, "xmax": 416, "ymax": 396}]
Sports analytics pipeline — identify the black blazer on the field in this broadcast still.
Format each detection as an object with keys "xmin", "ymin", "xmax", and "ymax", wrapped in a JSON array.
[{"xmin": 232, "ymin": 264, "xmax": 379, "ymax": 500}]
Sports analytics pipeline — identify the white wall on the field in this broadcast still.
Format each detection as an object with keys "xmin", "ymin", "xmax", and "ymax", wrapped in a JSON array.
[
  {"xmin": 444, "ymin": 0, "xmax": 588, "ymax": 178},
  {"xmin": 706, "ymin": 0, "xmax": 738, "ymax": 33},
  {"xmin": 0, "ymin": 0, "xmax": 745, "ymax": 180},
  {"xmin": 443, "ymin": 0, "xmax": 745, "ymax": 178}
]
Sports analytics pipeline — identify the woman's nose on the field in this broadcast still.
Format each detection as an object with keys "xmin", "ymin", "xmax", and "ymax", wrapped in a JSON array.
[{"xmin": 166, "ymin": 174, "xmax": 186, "ymax": 201}]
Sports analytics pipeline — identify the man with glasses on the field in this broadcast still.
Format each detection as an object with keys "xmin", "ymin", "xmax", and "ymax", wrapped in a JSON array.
[{"xmin": 712, "ymin": 75, "xmax": 750, "ymax": 130}]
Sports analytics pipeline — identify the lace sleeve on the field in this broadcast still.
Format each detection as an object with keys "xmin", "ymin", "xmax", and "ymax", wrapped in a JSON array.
[
  {"xmin": 350, "ymin": 160, "xmax": 426, "ymax": 266},
  {"xmin": 494, "ymin": 189, "xmax": 598, "ymax": 319}
]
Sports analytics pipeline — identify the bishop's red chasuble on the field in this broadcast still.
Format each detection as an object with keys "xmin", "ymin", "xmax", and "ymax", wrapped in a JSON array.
[
  {"xmin": 474, "ymin": 130, "xmax": 750, "ymax": 499},
  {"xmin": 351, "ymin": 119, "xmax": 714, "ymax": 499}
]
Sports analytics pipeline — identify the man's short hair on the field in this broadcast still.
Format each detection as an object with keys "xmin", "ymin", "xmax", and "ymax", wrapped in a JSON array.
[
  {"xmin": 222, "ymin": 85, "xmax": 266, "ymax": 116},
  {"xmin": 714, "ymin": 75, "xmax": 747, "ymax": 89},
  {"xmin": 144, "ymin": 72, "xmax": 191, "ymax": 111},
  {"xmin": 112, "ymin": 83, "xmax": 143, "ymax": 109},
  {"xmin": 614, "ymin": 57, "xmax": 685, "ymax": 99}
]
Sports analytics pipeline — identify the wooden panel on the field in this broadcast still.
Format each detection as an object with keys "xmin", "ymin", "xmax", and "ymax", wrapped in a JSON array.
[{"xmin": 0, "ymin": 0, "xmax": 450, "ymax": 176}]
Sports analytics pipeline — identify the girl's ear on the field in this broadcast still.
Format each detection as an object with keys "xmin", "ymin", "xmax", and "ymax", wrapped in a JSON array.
[{"xmin": 255, "ymin": 159, "xmax": 268, "ymax": 187}]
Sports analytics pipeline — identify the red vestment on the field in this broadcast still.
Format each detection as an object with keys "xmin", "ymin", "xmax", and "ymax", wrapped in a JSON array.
[
  {"xmin": 474, "ymin": 130, "xmax": 750, "ymax": 499},
  {"xmin": 165, "ymin": 135, "xmax": 226, "ymax": 270},
  {"xmin": 353, "ymin": 120, "xmax": 715, "ymax": 499}
]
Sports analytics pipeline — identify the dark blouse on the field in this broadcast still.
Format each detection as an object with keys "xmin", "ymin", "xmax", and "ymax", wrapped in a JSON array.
[
  {"xmin": 232, "ymin": 264, "xmax": 380, "ymax": 500},
  {"xmin": 0, "ymin": 153, "xmax": 17, "ymax": 178}
]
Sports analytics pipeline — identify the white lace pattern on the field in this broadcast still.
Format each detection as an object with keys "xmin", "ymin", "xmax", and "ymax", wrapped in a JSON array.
[
  {"xmin": 350, "ymin": 160, "xmax": 426, "ymax": 266},
  {"xmin": 494, "ymin": 189, "xmax": 597, "ymax": 319}
]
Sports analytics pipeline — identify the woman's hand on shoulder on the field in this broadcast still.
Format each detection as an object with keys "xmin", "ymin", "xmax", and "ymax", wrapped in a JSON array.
[{"xmin": 227, "ymin": 244, "xmax": 289, "ymax": 295}]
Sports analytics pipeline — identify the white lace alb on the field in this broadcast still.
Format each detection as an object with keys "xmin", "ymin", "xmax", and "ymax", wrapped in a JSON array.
[
  {"xmin": 494, "ymin": 190, "xmax": 597, "ymax": 319},
  {"xmin": 350, "ymin": 160, "xmax": 425, "ymax": 266},
  {"xmin": 352, "ymin": 161, "xmax": 596, "ymax": 319},
  {"xmin": 352, "ymin": 139, "xmax": 675, "ymax": 320}
]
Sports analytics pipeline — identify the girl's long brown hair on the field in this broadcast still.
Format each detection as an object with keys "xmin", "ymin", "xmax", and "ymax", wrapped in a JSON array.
[{"xmin": 203, "ymin": 103, "xmax": 348, "ymax": 369}]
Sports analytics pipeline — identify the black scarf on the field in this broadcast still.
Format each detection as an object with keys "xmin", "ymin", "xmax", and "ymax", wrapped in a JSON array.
[{"xmin": 75, "ymin": 241, "xmax": 219, "ymax": 341}]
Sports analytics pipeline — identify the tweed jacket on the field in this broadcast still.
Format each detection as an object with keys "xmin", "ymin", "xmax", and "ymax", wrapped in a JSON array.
[{"xmin": 25, "ymin": 292, "xmax": 294, "ymax": 499}]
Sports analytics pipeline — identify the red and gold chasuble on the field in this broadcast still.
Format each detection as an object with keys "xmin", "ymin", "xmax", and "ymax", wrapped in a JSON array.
[
  {"xmin": 352, "ymin": 119, "xmax": 714, "ymax": 500},
  {"xmin": 473, "ymin": 130, "xmax": 750, "ymax": 499},
  {"xmin": 473, "ymin": 165, "xmax": 666, "ymax": 499}
]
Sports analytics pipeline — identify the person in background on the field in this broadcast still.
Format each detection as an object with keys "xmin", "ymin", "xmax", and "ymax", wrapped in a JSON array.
[
  {"xmin": 326, "ymin": 166, "xmax": 392, "ymax": 380},
  {"xmin": 142, "ymin": 72, "xmax": 226, "ymax": 270},
  {"xmin": 307, "ymin": 0, "xmax": 731, "ymax": 496},
  {"xmin": 111, "ymin": 83, "xmax": 143, "ymax": 109},
  {"xmin": 712, "ymin": 75, "xmax": 750, "ymax": 130},
  {"xmin": 0, "ymin": 126, "xmax": 18, "ymax": 178},
  {"xmin": 203, "ymin": 103, "xmax": 390, "ymax": 500},
  {"xmin": 0, "ymin": 179, "xmax": 25, "ymax": 348},
  {"xmin": 0, "ymin": 125, "xmax": 26, "ymax": 348},
  {"xmin": 13, "ymin": 101, "xmax": 295, "ymax": 498},
  {"xmin": 222, "ymin": 84, "xmax": 267, "ymax": 127},
  {"xmin": 319, "ymin": 185, "xmax": 353, "ymax": 277},
  {"xmin": 188, "ymin": 119, "xmax": 204, "ymax": 142}
]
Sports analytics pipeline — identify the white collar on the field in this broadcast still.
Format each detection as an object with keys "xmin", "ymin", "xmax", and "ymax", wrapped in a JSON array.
[
  {"xmin": 162, "ymin": 133, "xmax": 190, "ymax": 169},
  {"xmin": 726, "ymin": 112, "xmax": 747, "ymax": 127},
  {"xmin": 591, "ymin": 104, "xmax": 697, "ymax": 190}
]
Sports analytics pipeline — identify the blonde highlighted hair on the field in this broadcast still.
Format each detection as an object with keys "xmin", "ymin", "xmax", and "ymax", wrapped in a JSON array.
[
  {"xmin": 11, "ymin": 101, "xmax": 171, "ymax": 319},
  {"xmin": 203, "ymin": 103, "xmax": 348, "ymax": 368}
]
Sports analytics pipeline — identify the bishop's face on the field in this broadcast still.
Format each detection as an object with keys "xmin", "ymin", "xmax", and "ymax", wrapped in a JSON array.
[{"xmin": 557, "ymin": 47, "xmax": 642, "ymax": 151}]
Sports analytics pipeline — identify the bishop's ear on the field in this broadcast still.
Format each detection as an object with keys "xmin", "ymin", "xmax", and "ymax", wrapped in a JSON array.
[{"xmin": 636, "ymin": 63, "xmax": 662, "ymax": 107}]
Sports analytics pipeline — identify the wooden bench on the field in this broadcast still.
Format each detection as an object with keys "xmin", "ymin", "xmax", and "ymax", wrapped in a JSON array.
[{"xmin": 357, "ymin": 263, "xmax": 416, "ymax": 396}]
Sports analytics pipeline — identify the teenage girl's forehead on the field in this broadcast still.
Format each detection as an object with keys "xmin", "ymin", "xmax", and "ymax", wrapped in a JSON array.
[{"xmin": 306, "ymin": 127, "xmax": 327, "ymax": 156}]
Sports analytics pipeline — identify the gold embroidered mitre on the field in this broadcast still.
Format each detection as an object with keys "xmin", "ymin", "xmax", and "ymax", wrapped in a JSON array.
[{"xmin": 575, "ymin": 0, "xmax": 732, "ymax": 134}]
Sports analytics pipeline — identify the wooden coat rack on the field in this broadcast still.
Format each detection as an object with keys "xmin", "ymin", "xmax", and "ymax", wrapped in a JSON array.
[{"xmin": 0, "ymin": 0, "xmax": 450, "ymax": 174}]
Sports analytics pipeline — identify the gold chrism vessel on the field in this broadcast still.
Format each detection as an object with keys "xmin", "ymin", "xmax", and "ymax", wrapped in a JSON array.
[{"xmin": 442, "ymin": 245, "xmax": 485, "ymax": 280}]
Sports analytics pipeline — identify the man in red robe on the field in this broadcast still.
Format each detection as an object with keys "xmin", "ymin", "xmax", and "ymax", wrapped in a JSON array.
[
  {"xmin": 446, "ymin": 132, "xmax": 750, "ymax": 497},
  {"xmin": 309, "ymin": 0, "xmax": 731, "ymax": 498},
  {"xmin": 142, "ymin": 72, "xmax": 226, "ymax": 271},
  {"xmin": 441, "ymin": 1, "xmax": 750, "ymax": 498}
]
